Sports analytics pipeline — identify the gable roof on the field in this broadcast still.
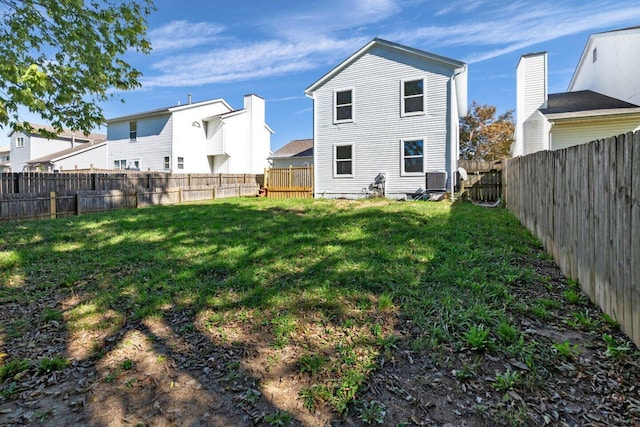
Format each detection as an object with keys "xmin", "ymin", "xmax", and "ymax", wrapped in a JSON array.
[
  {"xmin": 305, "ymin": 38, "xmax": 467, "ymax": 95},
  {"xmin": 26, "ymin": 140, "xmax": 107, "ymax": 165},
  {"xmin": 107, "ymin": 98, "xmax": 233, "ymax": 123},
  {"xmin": 7, "ymin": 123, "xmax": 106, "ymax": 141},
  {"xmin": 540, "ymin": 90, "xmax": 640, "ymax": 120},
  {"xmin": 270, "ymin": 139, "xmax": 313, "ymax": 159}
]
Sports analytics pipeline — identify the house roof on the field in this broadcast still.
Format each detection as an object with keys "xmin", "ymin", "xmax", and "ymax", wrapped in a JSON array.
[
  {"xmin": 305, "ymin": 38, "xmax": 467, "ymax": 95},
  {"xmin": 107, "ymin": 98, "xmax": 233, "ymax": 123},
  {"xmin": 269, "ymin": 139, "xmax": 313, "ymax": 159},
  {"xmin": 26, "ymin": 141, "xmax": 107, "ymax": 165},
  {"xmin": 540, "ymin": 90, "xmax": 640, "ymax": 120},
  {"xmin": 7, "ymin": 123, "xmax": 106, "ymax": 141}
]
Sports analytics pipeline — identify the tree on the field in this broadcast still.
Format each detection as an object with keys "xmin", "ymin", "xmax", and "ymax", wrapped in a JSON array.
[
  {"xmin": 0, "ymin": 0, "xmax": 154, "ymax": 136},
  {"xmin": 460, "ymin": 101, "xmax": 515, "ymax": 161}
]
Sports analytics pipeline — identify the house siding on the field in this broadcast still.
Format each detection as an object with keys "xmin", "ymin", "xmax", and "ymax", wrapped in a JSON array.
[
  {"xmin": 56, "ymin": 144, "xmax": 109, "ymax": 171},
  {"xmin": 108, "ymin": 114, "xmax": 173, "ymax": 171},
  {"xmin": 313, "ymin": 45, "xmax": 456, "ymax": 198},
  {"xmin": 515, "ymin": 53, "xmax": 547, "ymax": 156},
  {"xmin": 551, "ymin": 115, "xmax": 640, "ymax": 150},
  {"xmin": 569, "ymin": 29, "xmax": 640, "ymax": 106}
]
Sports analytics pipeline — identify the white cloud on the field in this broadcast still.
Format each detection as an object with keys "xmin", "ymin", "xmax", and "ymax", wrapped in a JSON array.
[
  {"xmin": 148, "ymin": 20, "xmax": 225, "ymax": 52},
  {"xmin": 142, "ymin": 36, "xmax": 368, "ymax": 88}
]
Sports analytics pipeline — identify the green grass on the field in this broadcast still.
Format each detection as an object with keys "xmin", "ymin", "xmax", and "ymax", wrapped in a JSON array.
[{"xmin": 0, "ymin": 197, "xmax": 555, "ymax": 415}]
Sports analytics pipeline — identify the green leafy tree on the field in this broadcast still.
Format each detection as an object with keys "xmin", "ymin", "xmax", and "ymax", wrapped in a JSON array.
[
  {"xmin": 460, "ymin": 101, "xmax": 515, "ymax": 161},
  {"xmin": 0, "ymin": 0, "xmax": 154, "ymax": 136}
]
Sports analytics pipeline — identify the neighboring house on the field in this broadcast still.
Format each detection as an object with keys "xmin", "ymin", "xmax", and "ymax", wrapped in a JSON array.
[
  {"xmin": 513, "ymin": 27, "xmax": 640, "ymax": 156},
  {"xmin": 0, "ymin": 146, "xmax": 10, "ymax": 172},
  {"xmin": 107, "ymin": 94, "xmax": 273, "ymax": 174},
  {"xmin": 8, "ymin": 124, "xmax": 106, "ymax": 172},
  {"xmin": 304, "ymin": 38, "xmax": 467, "ymax": 199},
  {"xmin": 269, "ymin": 139, "xmax": 313, "ymax": 168},
  {"xmin": 25, "ymin": 141, "xmax": 108, "ymax": 172}
]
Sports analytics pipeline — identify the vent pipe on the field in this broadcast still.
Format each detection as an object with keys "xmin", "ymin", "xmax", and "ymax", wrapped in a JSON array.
[{"xmin": 188, "ymin": 93, "xmax": 192, "ymax": 104}]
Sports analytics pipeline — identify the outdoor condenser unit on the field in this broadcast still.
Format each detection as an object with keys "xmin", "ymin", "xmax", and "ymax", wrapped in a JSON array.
[{"xmin": 426, "ymin": 171, "xmax": 447, "ymax": 192}]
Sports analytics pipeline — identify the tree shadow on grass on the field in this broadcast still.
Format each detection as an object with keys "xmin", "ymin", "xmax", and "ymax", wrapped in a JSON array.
[{"xmin": 0, "ymin": 198, "xmax": 543, "ymax": 426}]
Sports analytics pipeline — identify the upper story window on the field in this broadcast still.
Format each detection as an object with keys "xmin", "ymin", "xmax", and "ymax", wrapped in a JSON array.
[
  {"xmin": 334, "ymin": 89, "xmax": 353, "ymax": 123},
  {"xmin": 15, "ymin": 137, "xmax": 25, "ymax": 148},
  {"xmin": 334, "ymin": 144, "xmax": 353, "ymax": 177},
  {"xmin": 401, "ymin": 139, "xmax": 424, "ymax": 175},
  {"xmin": 129, "ymin": 121, "xmax": 137, "ymax": 141},
  {"xmin": 402, "ymin": 78, "xmax": 425, "ymax": 116}
]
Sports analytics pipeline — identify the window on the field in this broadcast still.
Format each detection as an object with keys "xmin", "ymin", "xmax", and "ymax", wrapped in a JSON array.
[
  {"xmin": 114, "ymin": 159, "xmax": 127, "ymax": 169},
  {"xmin": 334, "ymin": 144, "xmax": 353, "ymax": 177},
  {"xmin": 164, "ymin": 156, "xmax": 170, "ymax": 169},
  {"xmin": 177, "ymin": 157, "xmax": 184, "ymax": 170},
  {"xmin": 334, "ymin": 89, "xmax": 353, "ymax": 123},
  {"xmin": 401, "ymin": 139, "xmax": 424, "ymax": 175},
  {"xmin": 129, "ymin": 121, "xmax": 137, "ymax": 141},
  {"xmin": 16, "ymin": 137, "xmax": 24, "ymax": 148},
  {"xmin": 129, "ymin": 159, "xmax": 140, "ymax": 170},
  {"xmin": 402, "ymin": 78, "xmax": 425, "ymax": 115}
]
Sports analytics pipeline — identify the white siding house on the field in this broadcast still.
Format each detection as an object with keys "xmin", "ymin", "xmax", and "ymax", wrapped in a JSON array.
[
  {"xmin": 8, "ymin": 125, "xmax": 105, "ymax": 172},
  {"xmin": 568, "ymin": 26, "xmax": 640, "ymax": 106},
  {"xmin": 25, "ymin": 141, "xmax": 108, "ymax": 172},
  {"xmin": 107, "ymin": 94, "xmax": 273, "ymax": 174},
  {"xmin": 305, "ymin": 38, "xmax": 467, "ymax": 199},
  {"xmin": 514, "ymin": 27, "xmax": 640, "ymax": 156}
]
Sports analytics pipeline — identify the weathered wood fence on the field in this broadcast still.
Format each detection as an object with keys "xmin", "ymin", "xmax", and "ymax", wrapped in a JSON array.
[
  {"xmin": 264, "ymin": 165, "xmax": 313, "ymax": 198},
  {"xmin": 503, "ymin": 131, "xmax": 639, "ymax": 347},
  {"xmin": 0, "ymin": 172, "xmax": 261, "ymax": 221},
  {"xmin": 458, "ymin": 159, "xmax": 503, "ymax": 202}
]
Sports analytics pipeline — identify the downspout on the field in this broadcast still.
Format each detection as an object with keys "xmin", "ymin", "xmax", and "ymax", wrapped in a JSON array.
[{"xmin": 449, "ymin": 66, "xmax": 466, "ymax": 202}]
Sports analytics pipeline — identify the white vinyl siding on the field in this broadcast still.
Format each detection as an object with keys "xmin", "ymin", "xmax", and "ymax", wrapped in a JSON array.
[
  {"xmin": 569, "ymin": 29, "xmax": 640, "ymax": 105},
  {"xmin": 108, "ymin": 114, "xmax": 173, "ymax": 172},
  {"xmin": 551, "ymin": 116, "xmax": 640, "ymax": 150},
  {"xmin": 313, "ymin": 44, "xmax": 454, "ymax": 198}
]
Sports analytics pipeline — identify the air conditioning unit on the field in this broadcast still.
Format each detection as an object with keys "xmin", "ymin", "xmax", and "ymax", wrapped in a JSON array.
[{"xmin": 426, "ymin": 171, "xmax": 447, "ymax": 192}]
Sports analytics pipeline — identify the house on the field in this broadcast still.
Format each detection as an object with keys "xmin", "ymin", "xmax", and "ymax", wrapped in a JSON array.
[
  {"xmin": 106, "ymin": 94, "xmax": 273, "ymax": 174},
  {"xmin": 8, "ymin": 124, "xmax": 106, "ymax": 172},
  {"xmin": 25, "ymin": 141, "xmax": 108, "ymax": 172},
  {"xmin": 304, "ymin": 38, "xmax": 467, "ymax": 199},
  {"xmin": 513, "ymin": 27, "xmax": 640, "ymax": 156},
  {"xmin": 269, "ymin": 139, "xmax": 313, "ymax": 168},
  {"xmin": 0, "ymin": 146, "xmax": 10, "ymax": 172}
]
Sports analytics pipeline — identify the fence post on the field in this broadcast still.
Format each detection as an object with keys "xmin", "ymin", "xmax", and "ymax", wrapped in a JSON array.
[
  {"xmin": 50, "ymin": 191, "xmax": 56, "ymax": 219},
  {"xmin": 179, "ymin": 188, "xmax": 182, "ymax": 204},
  {"xmin": 76, "ymin": 193, "xmax": 82, "ymax": 216},
  {"xmin": 289, "ymin": 165, "xmax": 293, "ymax": 188}
]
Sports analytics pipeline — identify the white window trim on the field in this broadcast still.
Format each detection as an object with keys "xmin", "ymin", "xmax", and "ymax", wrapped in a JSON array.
[
  {"xmin": 333, "ymin": 143, "xmax": 354, "ymax": 178},
  {"xmin": 333, "ymin": 87, "xmax": 355, "ymax": 124},
  {"xmin": 400, "ymin": 138, "xmax": 425, "ymax": 176},
  {"xmin": 401, "ymin": 77, "xmax": 426, "ymax": 117},
  {"xmin": 177, "ymin": 156, "xmax": 184, "ymax": 170},
  {"xmin": 15, "ymin": 137, "xmax": 25, "ymax": 148},
  {"xmin": 164, "ymin": 156, "xmax": 171, "ymax": 170}
]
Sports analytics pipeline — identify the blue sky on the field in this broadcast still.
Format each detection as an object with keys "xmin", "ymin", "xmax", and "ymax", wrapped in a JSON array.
[{"xmin": 5, "ymin": 0, "xmax": 640, "ymax": 151}]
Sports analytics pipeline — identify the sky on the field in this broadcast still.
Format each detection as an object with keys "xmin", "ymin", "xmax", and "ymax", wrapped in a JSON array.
[{"xmin": 4, "ymin": 0, "xmax": 640, "ymax": 152}]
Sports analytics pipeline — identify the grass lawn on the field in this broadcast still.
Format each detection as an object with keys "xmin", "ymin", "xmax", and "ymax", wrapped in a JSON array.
[{"xmin": 0, "ymin": 198, "xmax": 637, "ymax": 426}]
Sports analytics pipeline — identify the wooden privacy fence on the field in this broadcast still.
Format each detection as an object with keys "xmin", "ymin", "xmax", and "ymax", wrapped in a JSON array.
[
  {"xmin": 503, "ymin": 131, "xmax": 640, "ymax": 347},
  {"xmin": 264, "ymin": 165, "xmax": 313, "ymax": 198},
  {"xmin": 0, "ymin": 172, "xmax": 261, "ymax": 222},
  {"xmin": 458, "ymin": 159, "xmax": 503, "ymax": 202}
]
